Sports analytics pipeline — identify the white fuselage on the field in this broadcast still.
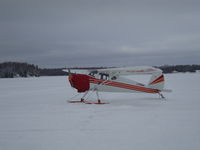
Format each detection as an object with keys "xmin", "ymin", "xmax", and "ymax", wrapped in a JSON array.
[{"xmin": 88, "ymin": 75, "xmax": 160, "ymax": 93}]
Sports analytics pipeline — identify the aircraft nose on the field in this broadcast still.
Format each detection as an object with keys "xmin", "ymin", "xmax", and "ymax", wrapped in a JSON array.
[{"xmin": 68, "ymin": 74, "xmax": 90, "ymax": 93}]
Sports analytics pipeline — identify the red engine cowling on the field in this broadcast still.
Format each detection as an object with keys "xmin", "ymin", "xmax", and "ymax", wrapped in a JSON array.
[{"xmin": 68, "ymin": 74, "xmax": 90, "ymax": 93}]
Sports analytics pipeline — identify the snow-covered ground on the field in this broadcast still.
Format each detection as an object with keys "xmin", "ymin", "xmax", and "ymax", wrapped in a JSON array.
[{"xmin": 0, "ymin": 73, "xmax": 200, "ymax": 150}]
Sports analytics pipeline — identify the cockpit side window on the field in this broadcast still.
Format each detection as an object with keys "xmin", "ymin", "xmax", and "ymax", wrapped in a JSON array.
[
  {"xmin": 89, "ymin": 72, "xmax": 95, "ymax": 77},
  {"xmin": 89, "ymin": 71, "xmax": 98, "ymax": 77},
  {"xmin": 100, "ymin": 73, "xmax": 109, "ymax": 80}
]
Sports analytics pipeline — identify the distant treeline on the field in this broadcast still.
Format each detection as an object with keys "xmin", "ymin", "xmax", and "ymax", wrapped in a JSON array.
[
  {"xmin": 0, "ymin": 62, "xmax": 40, "ymax": 78},
  {"xmin": 159, "ymin": 65, "xmax": 200, "ymax": 73},
  {"xmin": 39, "ymin": 68, "xmax": 66, "ymax": 76},
  {"xmin": 0, "ymin": 62, "xmax": 200, "ymax": 78},
  {"xmin": 0, "ymin": 62, "xmax": 68, "ymax": 78}
]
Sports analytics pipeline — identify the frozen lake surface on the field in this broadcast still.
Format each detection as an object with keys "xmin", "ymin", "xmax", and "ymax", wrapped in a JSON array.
[{"xmin": 0, "ymin": 73, "xmax": 200, "ymax": 150}]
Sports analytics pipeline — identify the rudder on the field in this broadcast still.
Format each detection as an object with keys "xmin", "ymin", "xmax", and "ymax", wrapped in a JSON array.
[{"xmin": 148, "ymin": 72, "xmax": 164, "ymax": 90}]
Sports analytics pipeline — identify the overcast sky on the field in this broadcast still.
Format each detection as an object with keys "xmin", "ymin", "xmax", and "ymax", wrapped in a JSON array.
[{"xmin": 0, "ymin": 0, "xmax": 200, "ymax": 68}]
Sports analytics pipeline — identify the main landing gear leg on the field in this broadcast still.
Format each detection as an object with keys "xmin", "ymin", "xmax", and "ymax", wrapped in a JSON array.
[
  {"xmin": 68, "ymin": 91, "xmax": 89, "ymax": 103},
  {"xmin": 80, "ymin": 91, "xmax": 89, "ymax": 102},
  {"xmin": 93, "ymin": 90, "xmax": 109, "ymax": 104},
  {"xmin": 96, "ymin": 90, "xmax": 101, "ymax": 103}
]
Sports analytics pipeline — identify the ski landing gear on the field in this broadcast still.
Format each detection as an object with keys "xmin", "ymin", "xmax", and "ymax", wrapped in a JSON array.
[
  {"xmin": 68, "ymin": 90, "xmax": 109, "ymax": 104},
  {"xmin": 158, "ymin": 92, "xmax": 165, "ymax": 99}
]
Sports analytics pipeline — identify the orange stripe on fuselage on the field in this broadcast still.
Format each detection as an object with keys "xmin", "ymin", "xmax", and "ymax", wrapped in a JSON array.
[{"xmin": 89, "ymin": 78, "xmax": 159, "ymax": 93}]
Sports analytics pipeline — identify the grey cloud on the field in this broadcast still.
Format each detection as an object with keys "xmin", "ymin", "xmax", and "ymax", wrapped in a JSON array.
[{"xmin": 0, "ymin": 0, "xmax": 200, "ymax": 67}]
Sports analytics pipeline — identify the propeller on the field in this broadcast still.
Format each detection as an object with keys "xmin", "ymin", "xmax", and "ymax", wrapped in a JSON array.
[
  {"xmin": 68, "ymin": 69, "xmax": 71, "ymax": 75},
  {"xmin": 62, "ymin": 68, "xmax": 73, "ymax": 76}
]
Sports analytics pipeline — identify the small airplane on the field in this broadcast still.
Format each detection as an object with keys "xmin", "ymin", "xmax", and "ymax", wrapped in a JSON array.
[{"xmin": 63, "ymin": 66, "xmax": 172, "ymax": 104}]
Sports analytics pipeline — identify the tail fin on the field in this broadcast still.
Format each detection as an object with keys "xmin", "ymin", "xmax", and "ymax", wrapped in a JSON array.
[{"xmin": 148, "ymin": 72, "xmax": 164, "ymax": 90}]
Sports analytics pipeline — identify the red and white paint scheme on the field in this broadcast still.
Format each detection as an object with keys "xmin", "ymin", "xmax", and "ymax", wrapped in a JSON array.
[{"xmin": 64, "ymin": 66, "xmax": 171, "ymax": 104}]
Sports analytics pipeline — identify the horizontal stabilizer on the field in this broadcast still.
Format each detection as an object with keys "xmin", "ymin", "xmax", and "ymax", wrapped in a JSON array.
[{"xmin": 161, "ymin": 89, "xmax": 172, "ymax": 92}]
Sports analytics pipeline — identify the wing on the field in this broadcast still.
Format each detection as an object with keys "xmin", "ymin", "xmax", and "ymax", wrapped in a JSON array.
[
  {"xmin": 97, "ymin": 66, "xmax": 162, "ymax": 76},
  {"xmin": 63, "ymin": 66, "xmax": 162, "ymax": 76},
  {"xmin": 63, "ymin": 69, "xmax": 93, "ymax": 75}
]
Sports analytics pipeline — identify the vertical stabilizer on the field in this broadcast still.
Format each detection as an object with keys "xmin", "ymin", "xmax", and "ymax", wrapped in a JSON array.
[{"xmin": 148, "ymin": 72, "xmax": 164, "ymax": 90}]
